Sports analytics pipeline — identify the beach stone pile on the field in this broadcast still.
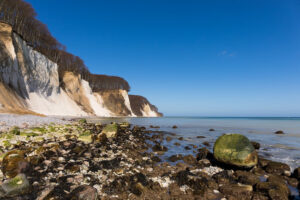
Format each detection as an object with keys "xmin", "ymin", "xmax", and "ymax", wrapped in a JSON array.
[{"xmin": 0, "ymin": 121, "xmax": 298, "ymax": 199}]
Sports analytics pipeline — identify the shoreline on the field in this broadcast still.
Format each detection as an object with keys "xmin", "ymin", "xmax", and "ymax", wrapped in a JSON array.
[{"xmin": 0, "ymin": 120, "xmax": 299, "ymax": 199}]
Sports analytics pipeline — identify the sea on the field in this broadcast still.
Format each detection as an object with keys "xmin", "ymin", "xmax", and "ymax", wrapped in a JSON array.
[{"xmin": 88, "ymin": 117, "xmax": 300, "ymax": 170}]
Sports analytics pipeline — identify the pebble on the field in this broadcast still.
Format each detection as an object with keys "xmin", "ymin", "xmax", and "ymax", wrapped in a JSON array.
[{"xmin": 58, "ymin": 157, "xmax": 65, "ymax": 162}]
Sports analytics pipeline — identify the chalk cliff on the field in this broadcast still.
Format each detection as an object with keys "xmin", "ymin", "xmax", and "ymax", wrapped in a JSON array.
[
  {"xmin": 0, "ymin": 22, "xmax": 161, "ymax": 117},
  {"xmin": 129, "ymin": 95, "xmax": 163, "ymax": 117}
]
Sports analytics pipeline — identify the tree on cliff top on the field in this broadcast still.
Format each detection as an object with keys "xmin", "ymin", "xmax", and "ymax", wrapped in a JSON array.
[{"xmin": 0, "ymin": 0, "xmax": 130, "ymax": 91}]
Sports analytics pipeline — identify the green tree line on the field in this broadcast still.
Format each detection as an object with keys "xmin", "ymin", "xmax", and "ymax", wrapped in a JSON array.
[{"xmin": 0, "ymin": 0, "xmax": 130, "ymax": 91}]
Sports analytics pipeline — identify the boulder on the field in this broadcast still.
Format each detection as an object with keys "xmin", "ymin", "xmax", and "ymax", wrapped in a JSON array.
[
  {"xmin": 101, "ymin": 123, "xmax": 118, "ymax": 138},
  {"xmin": 130, "ymin": 182, "xmax": 146, "ymax": 196},
  {"xmin": 234, "ymin": 170, "xmax": 260, "ymax": 185},
  {"xmin": 292, "ymin": 167, "xmax": 300, "ymax": 180},
  {"xmin": 255, "ymin": 179, "xmax": 290, "ymax": 200},
  {"xmin": 0, "ymin": 173, "xmax": 31, "ymax": 198},
  {"xmin": 251, "ymin": 141, "xmax": 260, "ymax": 150},
  {"xmin": 78, "ymin": 131, "xmax": 92, "ymax": 144},
  {"xmin": 213, "ymin": 134, "xmax": 258, "ymax": 168},
  {"xmin": 219, "ymin": 184, "xmax": 253, "ymax": 200},
  {"xmin": 265, "ymin": 161, "xmax": 290, "ymax": 176},
  {"xmin": 2, "ymin": 150, "xmax": 29, "ymax": 178}
]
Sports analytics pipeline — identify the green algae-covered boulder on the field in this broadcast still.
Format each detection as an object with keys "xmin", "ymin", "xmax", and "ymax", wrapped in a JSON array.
[
  {"xmin": 0, "ymin": 173, "xmax": 31, "ymax": 198},
  {"xmin": 213, "ymin": 134, "xmax": 258, "ymax": 168},
  {"xmin": 101, "ymin": 123, "xmax": 118, "ymax": 138},
  {"xmin": 78, "ymin": 131, "xmax": 92, "ymax": 144}
]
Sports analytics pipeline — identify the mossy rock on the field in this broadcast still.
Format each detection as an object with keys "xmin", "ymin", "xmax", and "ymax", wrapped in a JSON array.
[
  {"xmin": 30, "ymin": 127, "xmax": 46, "ymax": 134},
  {"xmin": 1, "ymin": 133, "xmax": 15, "ymax": 140},
  {"xmin": 101, "ymin": 124, "xmax": 118, "ymax": 138},
  {"xmin": 78, "ymin": 131, "xmax": 92, "ymax": 144},
  {"xmin": 2, "ymin": 150, "xmax": 27, "ymax": 178},
  {"xmin": 78, "ymin": 118, "xmax": 87, "ymax": 124},
  {"xmin": 20, "ymin": 132, "xmax": 39, "ymax": 137},
  {"xmin": 213, "ymin": 134, "xmax": 258, "ymax": 168},
  {"xmin": 0, "ymin": 173, "xmax": 31, "ymax": 198},
  {"xmin": 48, "ymin": 126, "xmax": 56, "ymax": 132},
  {"xmin": 32, "ymin": 137, "xmax": 44, "ymax": 142},
  {"xmin": 9, "ymin": 126, "xmax": 20, "ymax": 135},
  {"xmin": 2, "ymin": 140, "xmax": 12, "ymax": 148}
]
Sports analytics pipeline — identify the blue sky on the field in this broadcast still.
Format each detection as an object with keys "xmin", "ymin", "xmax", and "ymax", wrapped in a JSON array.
[{"xmin": 26, "ymin": 0, "xmax": 300, "ymax": 116}]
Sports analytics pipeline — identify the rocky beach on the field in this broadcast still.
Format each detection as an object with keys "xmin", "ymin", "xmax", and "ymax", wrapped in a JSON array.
[{"xmin": 0, "ymin": 118, "xmax": 299, "ymax": 199}]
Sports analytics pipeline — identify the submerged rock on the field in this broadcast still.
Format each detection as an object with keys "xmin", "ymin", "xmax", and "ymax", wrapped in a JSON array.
[
  {"xmin": 152, "ymin": 144, "xmax": 168, "ymax": 152},
  {"xmin": 0, "ymin": 173, "xmax": 31, "ymax": 198},
  {"xmin": 274, "ymin": 130, "xmax": 285, "ymax": 134},
  {"xmin": 166, "ymin": 136, "xmax": 173, "ymax": 142},
  {"xmin": 213, "ymin": 134, "xmax": 258, "ymax": 168},
  {"xmin": 101, "ymin": 123, "xmax": 118, "ymax": 138},
  {"xmin": 203, "ymin": 141, "xmax": 210, "ymax": 147},
  {"xmin": 168, "ymin": 154, "xmax": 183, "ymax": 162}
]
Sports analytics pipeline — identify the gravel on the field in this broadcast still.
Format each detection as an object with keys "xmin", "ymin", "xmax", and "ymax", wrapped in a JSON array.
[{"xmin": 0, "ymin": 114, "xmax": 71, "ymax": 131}]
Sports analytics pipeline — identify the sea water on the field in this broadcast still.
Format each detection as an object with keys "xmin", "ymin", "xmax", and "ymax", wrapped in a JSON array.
[{"xmin": 89, "ymin": 117, "xmax": 300, "ymax": 170}]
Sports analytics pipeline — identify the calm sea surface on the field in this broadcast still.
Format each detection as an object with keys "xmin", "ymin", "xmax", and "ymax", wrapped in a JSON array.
[{"xmin": 88, "ymin": 117, "xmax": 300, "ymax": 170}]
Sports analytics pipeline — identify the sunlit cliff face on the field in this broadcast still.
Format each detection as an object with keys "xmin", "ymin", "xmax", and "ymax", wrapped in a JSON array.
[{"xmin": 0, "ymin": 22, "xmax": 161, "ymax": 117}]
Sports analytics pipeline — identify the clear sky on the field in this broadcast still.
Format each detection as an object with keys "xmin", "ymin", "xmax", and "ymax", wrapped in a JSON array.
[{"xmin": 26, "ymin": 0, "xmax": 300, "ymax": 117}]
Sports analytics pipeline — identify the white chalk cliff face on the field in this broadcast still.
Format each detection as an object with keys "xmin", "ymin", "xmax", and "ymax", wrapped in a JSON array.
[
  {"xmin": 0, "ymin": 22, "xmax": 161, "ymax": 117},
  {"xmin": 129, "ymin": 95, "xmax": 163, "ymax": 117}
]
